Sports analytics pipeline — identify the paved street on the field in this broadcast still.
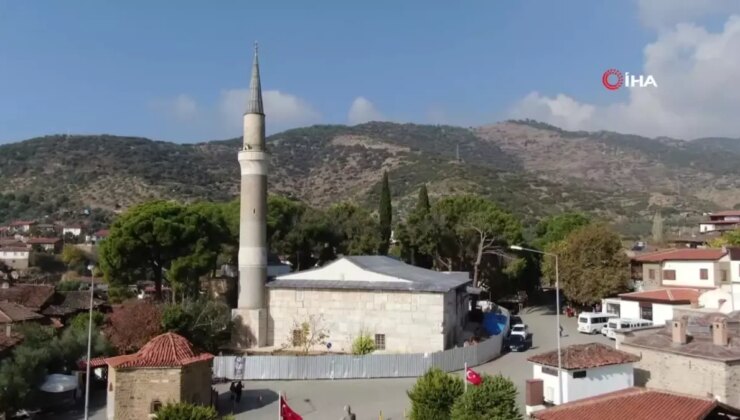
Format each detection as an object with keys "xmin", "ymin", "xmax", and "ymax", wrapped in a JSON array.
[{"xmin": 48, "ymin": 306, "xmax": 614, "ymax": 420}]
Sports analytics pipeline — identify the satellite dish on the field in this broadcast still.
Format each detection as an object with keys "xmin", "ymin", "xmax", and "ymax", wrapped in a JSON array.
[{"xmin": 326, "ymin": 342, "xmax": 332, "ymax": 349}]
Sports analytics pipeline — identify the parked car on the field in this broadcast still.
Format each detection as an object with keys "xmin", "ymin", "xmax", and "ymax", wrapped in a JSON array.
[
  {"xmin": 510, "ymin": 323, "xmax": 530, "ymax": 338},
  {"xmin": 510, "ymin": 315, "xmax": 523, "ymax": 326},
  {"xmin": 508, "ymin": 333, "xmax": 532, "ymax": 352}
]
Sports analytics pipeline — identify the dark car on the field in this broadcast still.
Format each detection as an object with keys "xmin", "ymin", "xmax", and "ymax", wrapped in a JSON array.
[
  {"xmin": 508, "ymin": 333, "xmax": 532, "ymax": 352},
  {"xmin": 510, "ymin": 315, "xmax": 523, "ymax": 326}
]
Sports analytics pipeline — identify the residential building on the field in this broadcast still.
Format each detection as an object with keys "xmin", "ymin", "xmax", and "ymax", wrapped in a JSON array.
[
  {"xmin": 9, "ymin": 220, "xmax": 36, "ymax": 233},
  {"xmin": 601, "ymin": 288, "xmax": 699, "ymax": 326},
  {"xmin": 527, "ymin": 343, "xmax": 639, "ymax": 405},
  {"xmin": 104, "ymin": 332, "xmax": 214, "ymax": 420},
  {"xmin": 87, "ymin": 229, "xmax": 109, "ymax": 244},
  {"xmin": 529, "ymin": 387, "xmax": 740, "ymax": 420},
  {"xmin": 62, "ymin": 225, "xmax": 83, "ymax": 237},
  {"xmin": 699, "ymin": 210, "xmax": 740, "ymax": 234},
  {"xmin": 42, "ymin": 290, "xmax": 105, "ymax": 323},
  {"xmin": 617, "ymin": 312, "xmax": 740, "ymax": 407},
  {"xmin": 265, "ymin": 256, "xmax": 472, "ymax": 353},
  {"xmin": 0, "ymin": 245, "xmax": 30, "ymax": 270},
  {"xmin": 26, "ymin": 237, "xmax": 62, "ymax": 253},
  {"xmin": 631, "ymin": 248, "xmax": 729, "ymax": 291},
  {"xmin": 0, "ymin": 301, "xmax": 44, "ymax": 336},
  {"xmin": 0, "ymin": 284, "xmax": 56, "ymax": 311}
]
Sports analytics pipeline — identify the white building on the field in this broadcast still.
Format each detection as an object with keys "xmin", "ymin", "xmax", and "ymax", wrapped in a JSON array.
[
  {"xmin": 527, "ymin": 343, "xmax": 638, "ymax": 405},
  {"xmin": 266, "ymin": 256, "xmax": 472, "ymax": 354},
  {"xmin": 0, "ymin": 246, "xmax": 30, "ymax": 270},
  {"xmin": 62, "ymin": 226, "xmax": 82, "ymax": 237},
  {"xmin": 632, "ymin": 248, "xmax": 729, "ymax": 291},
  {"xmin": 699, "ymin": 210, "xmax": 740, "ymax": 233},
  {"xmin": 602, "ymin": 288, "xmax": 698, "ymax": 326}
]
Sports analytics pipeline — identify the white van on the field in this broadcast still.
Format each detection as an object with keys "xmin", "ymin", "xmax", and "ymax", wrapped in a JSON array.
[
  {"xmin": 577, "ymin": 312, "xmax": 618, "ymax": 334},
  {"xmin": 605, "ymin": 318, "xmax": 653, "ymax": 339}
]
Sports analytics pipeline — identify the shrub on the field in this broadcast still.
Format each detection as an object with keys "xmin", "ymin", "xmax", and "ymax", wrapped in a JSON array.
[
  {"xmin": 450, "ymin": 374, "xmax": 521, "ymax": 420},
  {"xmin": 351, "ymin": 332, "xmax": 375, "ymax": 355},
  {"xmin": 407, "ymin": 368, "xmax": 464, "ymax": 420},
  {"xmin": 153, "ymin": 402, "xmax": 233, "ymax": 420}
]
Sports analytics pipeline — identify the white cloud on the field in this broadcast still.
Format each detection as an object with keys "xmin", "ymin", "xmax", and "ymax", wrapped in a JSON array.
[
  {"xmin": 348, "ymin": 97, "xmax": 385, "ymax": 125},
  {"xmin": 219, "ymin": 89, "xmax": 320, "ymax": 132},
  {"xmin": 151, "ymin": 94, "xmax": 198, "ymax": 121},
  {"xmin": 637, "ymin": 0, "xmax": 740, "ymax": 29},
  {"xmin": 510, "ymin": 15, "xmax": 740, "ymax": 139}
]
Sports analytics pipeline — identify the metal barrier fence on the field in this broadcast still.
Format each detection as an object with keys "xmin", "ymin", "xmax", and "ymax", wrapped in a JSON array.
[{"xmin": 213, "ymin": 333, "xmax": 503, "ymax": 380}]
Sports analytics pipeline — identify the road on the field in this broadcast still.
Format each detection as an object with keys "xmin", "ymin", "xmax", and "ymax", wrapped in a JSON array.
[{"xmin": 49, "ymin": 306, "xmax": 614, "ymax": 420}]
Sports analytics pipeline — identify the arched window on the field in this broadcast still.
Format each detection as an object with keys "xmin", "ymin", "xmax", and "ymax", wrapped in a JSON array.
[{"xmin": 150, "ymin": 400, "xmax": 162, "ymax": 413}]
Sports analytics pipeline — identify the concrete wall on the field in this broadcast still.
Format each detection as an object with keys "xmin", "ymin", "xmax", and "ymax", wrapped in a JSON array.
[
  {"xmin": 267, "ymin": 288, "xmax": 450, "ymax": 353},
  {"xmin": 731, "ymin": 260, "xmax": 740, "ymax": 284},
  {"xmin": 621, "ymin": 301, "xmax": 640, "ymax": 320},
  {"xmin": 652, "ymin": 304, "xmax": 677, "ymax": 326},
  {"xmin": 618, "ymin": 343, "xmax": 740, "ymax": 407},
  {"xmin": 641, "ymin": 263, "xmax": 663, "ymax": 290},
  {"xmin": 0, "ymin": 253, "xmax": 29, "ymax": 270},
  {"xmin": 661, "ymin": 261, "xmax": 719, "ymax": 288}
]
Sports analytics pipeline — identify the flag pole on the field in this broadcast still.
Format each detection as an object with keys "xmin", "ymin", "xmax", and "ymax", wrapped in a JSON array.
[
  {"xmin": 278, "ymin": 390, "xmax": 282, "ymax": 420},
  {"xmin": 464, "ymin": 362, "xmax": 468, "ymax": 392}
]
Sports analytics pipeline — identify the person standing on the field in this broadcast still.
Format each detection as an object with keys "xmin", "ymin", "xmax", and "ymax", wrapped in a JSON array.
[
  {"xmin": 341, "ymin": 405, "xmax": 356, "ymax": 420},
  {"xmin": 235, "ymin": 380, "xmax": 243, "ymax": 403}
]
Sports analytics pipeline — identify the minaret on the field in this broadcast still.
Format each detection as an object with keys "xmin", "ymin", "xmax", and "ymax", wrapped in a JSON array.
[{"xmin": 233, "ymin": 42, "xmax": 268, "ymax": 348}]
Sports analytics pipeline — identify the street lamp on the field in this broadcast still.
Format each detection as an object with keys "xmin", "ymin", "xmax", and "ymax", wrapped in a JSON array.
[
  {"xmin": 510, "ymin": 245, "xmax": 563, "ymax": 405},
  {"xmin": 84, "ymin": 264, "xmax": 95, "ymax": 420}
]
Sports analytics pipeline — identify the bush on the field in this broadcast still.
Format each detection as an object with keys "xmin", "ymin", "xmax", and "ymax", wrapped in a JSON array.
[
  {"xmin": 161, "ymin": 299, "xmax": 232, "ymax": 353},
  {"xmin": 56, "ymin": 280, "xmax": 82, "ymax": 292},
  {"xmin": 407, "ymin": 368, "xmax": 464, "ymax": 420},
  {"xmin": 154, "ymin": 402, "xmax": 233, "ymax": 420},
  {"xmin": 351, "ymin": 332, "xmax": 375, "ymax": 355},
  {"xmin": 450, "ymin": 374, "xmax": 521, "ymax": 420}
]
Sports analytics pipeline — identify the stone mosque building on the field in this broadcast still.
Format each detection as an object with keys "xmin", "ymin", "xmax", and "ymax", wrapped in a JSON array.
[{"xmin": 232, "ymin": 45, "xmax": 475, "ymax": 354}]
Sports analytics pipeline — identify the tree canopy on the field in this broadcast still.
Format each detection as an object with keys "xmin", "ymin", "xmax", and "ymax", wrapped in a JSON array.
[
  {"xmin": 450, "ymin": 374, "xmax": 521, "ymax": 420},
  {"xmin": 379, "ymin": 171, "xmax": 392, "ymax": 255},
  {"xmin": 407, "ymin": 368, "xmax": 464, "ymax": 420},
  {"xmin": 534, "ymin": 212, "xmax": 591, "ymax": 249}
]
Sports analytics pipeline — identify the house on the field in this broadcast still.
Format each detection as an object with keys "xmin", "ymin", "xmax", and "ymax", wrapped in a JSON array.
[
  {"xmin": 617, "ymin": 312, "xmax": 740, "ymax": 407},
  {"xmin": 527, "ymin": 342, "xmax": 639, "ymax": 405},
  {"xmin": 62, "ymin": 225, "xmax": 83, "ymax": 237},
  {"xmin": 528, "ymin": 387, "xmax": 740, "ymax": 420},
  {"xmin": 0, "ymin": 245, "xmax": 31, "ymax": 270},
  {"xmin": 42, "ymin": 290, "xmax": 106, "ymax": 323},
  {"xmin": 103, "ymin": 332, "xmax": 213, "ymax": 420},
  {"xmin": 0, "ymin": 284, "xmax": 56, "ymax": 311},
  {"xmin": 601, "ymin": 288, "xmax": 700, "ymax": 326},
  {"xmin": 35, "ymin": 223, "xmax": 58, "ymax": 235},
  {"xmin": 0, "ymin": 301, "xmax": 44, "ymax": 336},
  {"xmin": 631, "ymin": 248, "xmax": 729, "ymax": 291},
  {"xmin": 9, "ymin": 220, "xmax": 36, "ymax": 233},
  {"xmin": 87, "ymin": 229, "xmax": 109, "ymax": 244},
  {"xmin": 266, "ymin": 255, "xmax": 472, "ymax": 353},
  {"xmin": 699, "ymin": 210, "xmax": 740, "ymax": 234},
  {"xmin": 26, "ymin": 237, "xmax": 62, "ymax": 253}
]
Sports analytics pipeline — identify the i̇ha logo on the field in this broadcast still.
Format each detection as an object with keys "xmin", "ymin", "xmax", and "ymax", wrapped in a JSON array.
[{"xmin": 602, "ymin": 69, "xmax": 657, "ymax": 90}]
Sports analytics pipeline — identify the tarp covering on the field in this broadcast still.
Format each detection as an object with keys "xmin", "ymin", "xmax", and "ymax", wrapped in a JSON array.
[
  {"xmin": 482, "ymin": 313, "xmax": 508, "ymax": 336},
  {"xmin": 39, "ymin": 374, "xmax": 78, "ymax": 393}
]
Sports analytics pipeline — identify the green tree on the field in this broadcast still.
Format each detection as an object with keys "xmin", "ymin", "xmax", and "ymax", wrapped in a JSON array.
[
  {"xmin": 154, "ymin": 402, "xmax": 232, "ymax": 420},
  {"xmin": 328, "ymin": 202, "xmax": 382, "ymax": 255},
  {"xmin": 709, "ymin": 229, "xmax": 740, "ymax": 248},
  {"xmin": 417, "ymin": 184, "xmax": 431, "ymax": 213},
  {"xmin": 534, "ymin": 212, "xmax": 591, "ymax": 249},
  {"xmin": 99, "ymin": 201, "xmax": 225, "ymax": 300},
  {"xmin": 407, "ymin": 368, "xmax": 464, "ymax": 420},
  {"xmin": 397, "ymin": 185, "xmax": 439, "ymax": 268},
  {"xmin": 351, "ymin": 331, "xmax": 375, "ymax": 355},
  {"xmin": 61, "ymin": 244, "xmax": 89, "ymax": 273},
  {"xmin": 378, "ymin": 171, "xmax": 392, "ymax": 255},
  {"xmin": 542, "ymin": 224, "xmax": 630, "ymax": 306},
  {"xmin": 450, "ymin": 374, "xmax": 521, "ymax": 420},
  {"xmin": 161, "ymin": 299, "xmax": 231, "ymax": 353},
  {"xmin": 651, "ymin": 211, "xmax": 664, "ymax": 245}
]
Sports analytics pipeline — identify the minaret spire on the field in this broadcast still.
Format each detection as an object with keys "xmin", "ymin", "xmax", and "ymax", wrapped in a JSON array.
[{"xmin": 246, "ymin": 41, "xmax": 264, "ymax": 115}]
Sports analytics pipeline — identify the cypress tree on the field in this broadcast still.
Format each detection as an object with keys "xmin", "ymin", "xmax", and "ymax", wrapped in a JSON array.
[
  {"xmin": 379, "ymin": 171, "xmax": 392, "ymax": 255},
  {"xmin": 416, "ymin": 184, "xmax": 430, "ymax": 213}
]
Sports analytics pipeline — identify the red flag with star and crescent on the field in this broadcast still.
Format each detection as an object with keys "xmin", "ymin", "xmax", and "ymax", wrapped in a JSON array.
[
  {"xmin": 465, "ymin": 367, "xmax": 482, "ymax": 386},
  {"xmin": 280, "ymin": 395, "xmax": 302, "ymax": 420}
]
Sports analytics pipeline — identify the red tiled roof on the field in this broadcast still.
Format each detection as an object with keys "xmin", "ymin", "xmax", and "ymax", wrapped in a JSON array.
[
  {"xmin": 26, "ymin": 237, "xmax": 61, "ymax": 245},
  {"xmin": 532, "ymin": 387, "xmax": 736, "ymax": 420},
  {"xmin": 632, "ymin": 248, "xmax": 727, "ymax": 262},
  {"xmin": 619, "ymin": 288, "xmax": 701, "ymax": 304},
  {"xmin": 701, "ymin": 220, "xmax": 740, "ymax": 225},
  {"xmin": 527, "ymin": 343, "xmax": 639, "ymax": 370},
  {"xmin": 78, "ymin": 357, "xmax": 108, "ymax": 370},
  {"xmin": 0, "ymin": 284, "xmax": 55, "ymax": 310},
  {"xmin": 105, "ymin": 332, "xmax": 213, "ymax": 369},
  {"xmin": 0, "ymin": 332, "xmax": 23, "ymax": 353},
  {"xmin": 94, "ymin": 229, "xmax": 109, "ymax": 237},
  {"xmin": 0, "ymin": 301, "xmax": 44, "ymax": 323}
]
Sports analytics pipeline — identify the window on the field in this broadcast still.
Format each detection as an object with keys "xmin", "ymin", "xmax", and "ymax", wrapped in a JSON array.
[
  {"xmin": 573, "ymin": 371, "xmax": 587, "ymax": 379},
  {"xmin": 542, "ymin": 366, "xmax": 558, "ymax": 376},
  {"xmin": 700, "ymin": 268, "xmax": 708, "ymax": 280},
  {"xmin": 150, "ymin": 400, "xmax": 162, "ymax": 413},
  {"xmin": 648, "ymin": 269, "xmax": 655, "ymax": 280},
  {"xmin": 722, "ymin": 270, "xmax": 728, "ymax": 283},
  {"xmin": 374, "ymin": 334, "xmax": 386, "ymax": 350},
  {"xmin": 663, "ymin": 270, "xmax": 676, "ymax": 280},
  {"xmin": 640, "ymin": 304, "xmax": 653, "ymax": 321}
]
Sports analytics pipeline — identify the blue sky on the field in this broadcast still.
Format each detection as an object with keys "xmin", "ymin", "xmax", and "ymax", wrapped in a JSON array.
[{"xmin": 1, "ymin": 1, "xmax": 738, "ymax": 143}]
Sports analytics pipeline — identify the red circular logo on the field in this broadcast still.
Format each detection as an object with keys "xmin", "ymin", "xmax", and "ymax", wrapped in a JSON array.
[{"xmin": 602, "ymin": 69, "xmax": 623, "ymax": 90}]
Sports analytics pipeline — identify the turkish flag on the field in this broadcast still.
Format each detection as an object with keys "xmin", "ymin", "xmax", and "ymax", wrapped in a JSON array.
[
  {"xmin": 465, "ymin": 367, "xmax": 482, "ymax": 386},
  {"xmin": 280, "ymin": 395, "xmax": 303, "ymax": 420}
]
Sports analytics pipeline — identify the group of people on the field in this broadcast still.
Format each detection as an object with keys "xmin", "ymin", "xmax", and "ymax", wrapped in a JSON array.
[{"xmin": 229, "ymin": 380, "xmax": 244, "ymax": 403}]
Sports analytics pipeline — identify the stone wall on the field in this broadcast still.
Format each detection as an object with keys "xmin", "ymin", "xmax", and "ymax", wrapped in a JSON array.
[
  {"xmin": 618, "ymin": 343, "xmax": 740, "ymax": 406},
  {"xmin": 180, "ymin": 361, "xmax": 213, "ymax": 406},
  {"xmin": 267, "ymin": 288, "xmax": 448, "ymax": 353},
  {"xmin": 111, "ymin": 368, "xmax": 182, "ymax": 420}
]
